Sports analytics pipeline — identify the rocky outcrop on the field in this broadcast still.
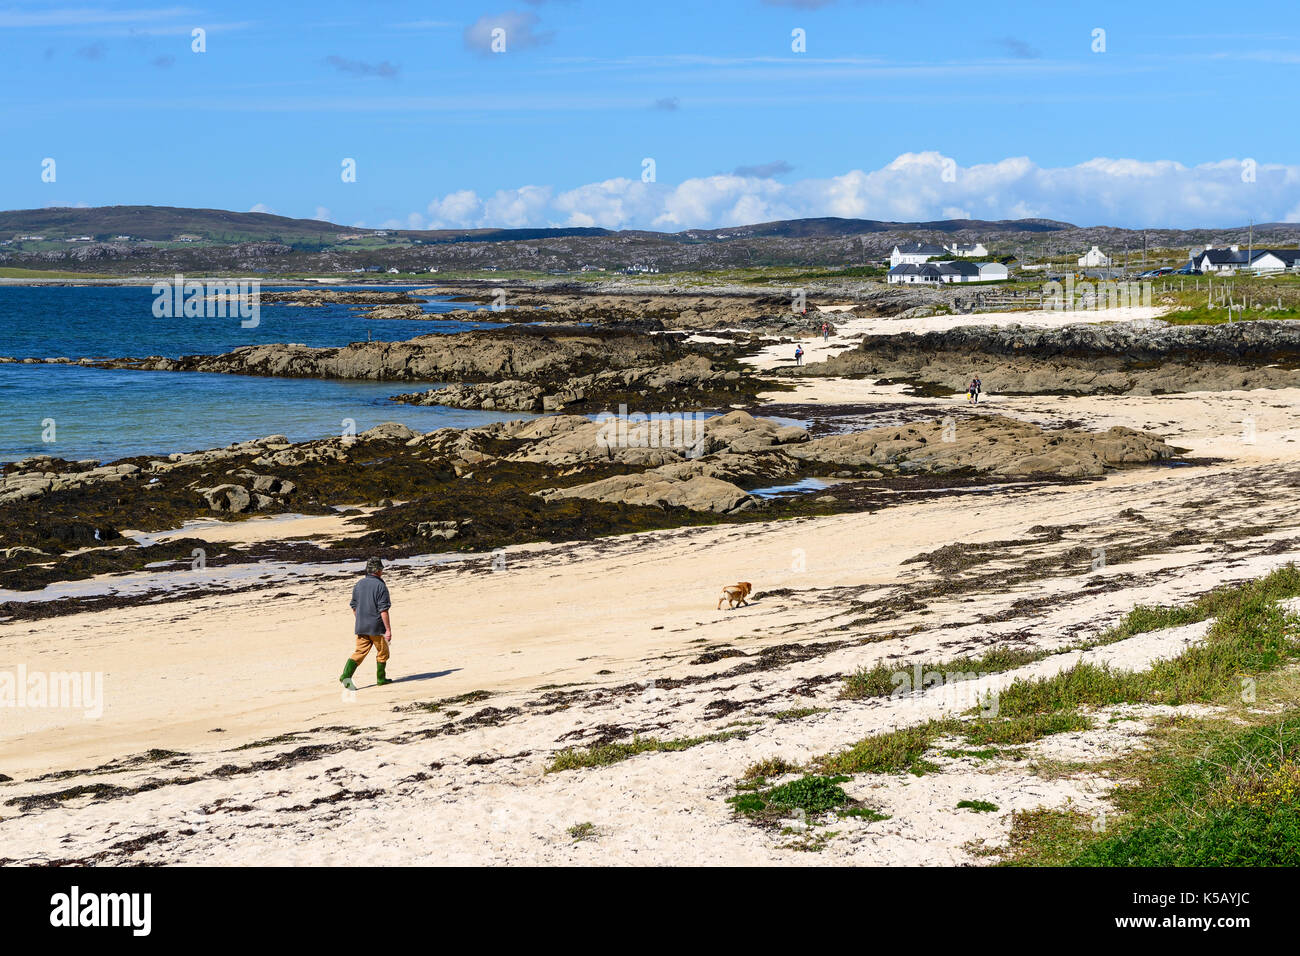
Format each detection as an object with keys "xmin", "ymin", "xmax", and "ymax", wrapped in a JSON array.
[
  {"xmin": 529, "ymin": 410, "xmax": 810, "ymax": 513},
  {"xmin": 411, "ymin": 289, "xmax": 838, "ymax": 335},
  {"xmin": 259, "ymin": 289, "xmax": 425, "ymax": 307},
  {"xmin": 89, "ymin": 327, "xmax": 683, "ymax": 384},
  {"xmin": 788, "ymin": 414, "xmax": 1174, "ymax": 478},
  {"xmin": 797, "ymin": 319, "xmax": 1300, "ymax": 395},
  {"xmin": 539, "ymin": 471, "xmax": 759, "ymax": 514},
  {"xmin": 363, "ymin": 304, "xmax": 428, "ymax": 321},
  {"xmin": 0, "ymin": 460, "xmax": 145, "ymax": 503},
  {"xmin": 502, "ymin": 410, "xmax": 808, "ymax": 467},
  {"xmin": 392, "ymin": 355, "xmax": 762, "ymax": 413},
  {"xmin": 399, "ymin": 380, "xmax": 546, "ymax": 412}
]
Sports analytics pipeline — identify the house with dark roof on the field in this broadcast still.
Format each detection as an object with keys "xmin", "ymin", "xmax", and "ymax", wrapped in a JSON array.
[
  {"xmin": 889, "ymin": 242, "xmax": 947, "ymax": 267},
  {"xmin": 1194, "ymin": 246, "xmax": 1300, "ymax": 274},
  {"xmin": 944, "ymin": 241, "xmax": 988, "ymax": 258},
  {"xmin": 887, "ymin": 260, "xmax": 1008, "ymax": 284}
]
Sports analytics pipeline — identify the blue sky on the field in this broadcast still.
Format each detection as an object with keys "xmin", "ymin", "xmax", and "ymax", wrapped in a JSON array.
[{"xmin": 2, "ymin": 0, "xmax": 1299, "ymax": 230}]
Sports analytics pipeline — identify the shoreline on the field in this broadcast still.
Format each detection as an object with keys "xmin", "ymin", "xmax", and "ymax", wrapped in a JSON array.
[{"xmin": 6, "ymin": 291, "xmax": 1300, "ymax": 865}]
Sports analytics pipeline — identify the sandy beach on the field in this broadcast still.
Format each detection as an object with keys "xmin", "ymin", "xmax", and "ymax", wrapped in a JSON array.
[{"xmin": 5, "ymin": 299, "xmax": 1300, "ymax": 865}]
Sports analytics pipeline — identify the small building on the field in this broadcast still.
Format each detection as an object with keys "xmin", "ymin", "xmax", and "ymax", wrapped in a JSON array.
[
  {"xmin": 944, "ymin": 241, "xmax": 988, "ymax": 258},
  {"xmin": 1077, "ymin": 246, "xmax": 1111, "ymax": 267},
  {"xmin": 889, "ymin": 242, "xmax": 947, "ymax": 268},
  {"xmin": 887, "ymin": 260, "xmax": 1008, "ymax": 284},
  {"xmin": 1246, "ymin": 249, "xmax": 1300, "ymax": 273},
  {"xmin": 1189, "ymin": 245, "xmax": 1300, "ymax": 274}
]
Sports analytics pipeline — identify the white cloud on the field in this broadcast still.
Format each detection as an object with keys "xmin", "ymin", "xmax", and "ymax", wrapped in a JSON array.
[
  {"xmin": 313, "ymin": 206, "xmax": 331, "ymax": 221},
  {"xmin": 249, "ymin": 202, "xmax": 274, "ymax": 214},
  {"xmin": 463, "ymin": 10, "xmax": 553, "ymax": 55},
  {"xmin": 426, "ymin": 189, "xmax": 482, "ymax": 228},
  {"xmin": 412, "ymin": 153, "xmax": 1300, "ymax": 231}
]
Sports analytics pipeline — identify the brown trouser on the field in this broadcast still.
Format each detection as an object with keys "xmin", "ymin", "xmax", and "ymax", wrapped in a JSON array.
[{"xmin": 349, "ymin": 634, "xmax": 390, "ymax": 664}]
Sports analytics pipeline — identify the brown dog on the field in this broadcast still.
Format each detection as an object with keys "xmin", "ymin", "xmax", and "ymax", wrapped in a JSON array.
[{"xmin": 717, "ymin": 582, "xmax": 753, "ymax": 610}]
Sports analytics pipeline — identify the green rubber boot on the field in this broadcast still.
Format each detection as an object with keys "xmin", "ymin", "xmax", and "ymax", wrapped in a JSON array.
[
  {"xmin": 376, "ymin": 661, "xmax": 393, "ymax": 686},
  {"xmin": 340, "ymin": 658, "xmax": 359, "ymax": 689}
]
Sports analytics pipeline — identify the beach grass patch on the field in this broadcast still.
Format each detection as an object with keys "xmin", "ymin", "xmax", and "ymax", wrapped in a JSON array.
[
  {"xmin": 566, "ymin": 822, "xmax": 598, "ymax": 842},
  {"xmin": 964, "ymin": 711, "xmax": 1094, "ymax": 745},
  {"xmin": 742, "ymin": 756, "xmax": 801, "ymax": 783},
  {"xmin": 773, "ymin": 706, "xmax": 827, "ymax": 721},
  {"xmin": 840, "ymin": 645, "xmax": 1045, "ymax": 701},
  {"xmin": 997, "ymin": 574, "xmax": 1300, "ymax": 717},
  {"xmin": 816, "ymin": 720, "xmax": 956, "ymax": 776},
  {"xmin": 546, "ymin": 729, "xmax": 749, "ymax": 772},
  {"xmin": 957, "ymin": 799, "xmax": 999, "ymax": 813},
  {"xmin": 729, "ymin": 774, "xmax": 864, "ymax": 826},
  {"xmin": 1006, "ymin": 710, "xmax": 1300, "ymax": 866}
]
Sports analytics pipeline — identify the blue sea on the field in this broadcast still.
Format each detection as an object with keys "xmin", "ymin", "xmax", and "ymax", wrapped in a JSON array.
[{"xmin": 0, "ymin": 285, "xmax": 526, "ymax": 463}]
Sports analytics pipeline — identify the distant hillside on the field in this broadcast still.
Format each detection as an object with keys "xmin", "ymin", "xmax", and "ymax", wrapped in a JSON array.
[
  {"xmin": 0, "ymin": 205, "xmax": 370, "ymax": 244},
  {"xmin": 0, "ymin": 205, "xmax": 1072, "ymax": 247},
  {"xmin": 0, "ymin": 205, "xmax": 619, "ymax": 246},
  {"xmin": 675, "ymin": 217, "xmax": 1072, "ymax": 240},
  {"xmin": 3, "ymin": 204, "xmax": 1298, "ymax": 276}
]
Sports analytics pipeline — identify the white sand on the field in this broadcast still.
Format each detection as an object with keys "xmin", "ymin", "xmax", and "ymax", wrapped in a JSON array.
[
  {"xmin": 745, "ymin": 304, "xmax": 1170, "ymax": 371},
  {"xmin": 4, "ymin": 305, "xmax": 1300, "ymax": 864}
]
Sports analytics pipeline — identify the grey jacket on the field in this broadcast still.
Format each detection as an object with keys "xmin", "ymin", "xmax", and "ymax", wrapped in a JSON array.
[{"xmin": 350, "ymin": 574, "xmax": 391, "ymax": 636}]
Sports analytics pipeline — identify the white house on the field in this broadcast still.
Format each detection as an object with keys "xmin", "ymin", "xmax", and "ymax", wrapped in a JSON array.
[
  {"xmin": 1077, "ymin": 246, "xmax": 1111, "ymax": 267},
  {"xmin": 1194, "ymin": 246, "xmax": 1300, "ymax": 274},
  {"xmin": 889, "ymin": 242, "xmax": 946, "ymax": 268},
  {"xmin": 1251, "ymin": 250, "xmax": 1300, "ymax": 272},
  {"xmin": 944, "ymin": 242, "xmax": 988, "ymax": 258},
  {"xmin": 887, "ymin": 260, "xmax": 1008, "ymax": 284}
]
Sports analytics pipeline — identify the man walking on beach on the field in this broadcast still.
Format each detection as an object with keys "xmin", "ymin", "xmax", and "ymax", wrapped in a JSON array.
[{"xmin": 340, "ymin": 558, "xmax": 394, "ymax": 689}]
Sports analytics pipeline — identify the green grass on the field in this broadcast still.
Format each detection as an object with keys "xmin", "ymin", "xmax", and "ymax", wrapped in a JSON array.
[
  {"xmin": 957, "ymin": 800, "xmax": 999, "ymax": 813},
  {"xmin": 840, "ymin": 645, "xmax": 1045, "ymax": 701},
  {"xmin": 0, "ymin": 267, "xmax": 114, "ymax": 279},
  {"xmin": 996, "ymin": 567, "xmax": 1300, "ymax": 717},
  {"xmin": 1007, "ymin": 710, "xmax": 1300, "ymax": 866},
  {"xmin": 546, "ymin": 730, "xmax": 749, "ymax": 772},
  {"xmin": 741, "ymin": 756, "xmax": 801, "ymax": 783},
  {"xmin": 729, "ymin": 773, "xmax": 861, "ymax": 823},
  {"xmin": 1163, "ymin": 304, "xmax": 1300, "ymax": 325},
  {"xmin": 982, "ymin": 566, "xmax": 1300, "ymax": 865},
  {"xmin": 773, "ymin": 706, "xmax": 827, "ymax": 721},
  {"xmin": 816, "ymin": 709, "xmax": 1091, "ymax": 777},
  {"xmin": 818, "ymin": 721, "xmax": 949, "ymax": 776},
  {"xmin": 566, "ymin": 822, "xmax": 598, "ymax": 842},
  {"xmin": 963, "ymin": 712, "xmax": 1094, "ymax": 745}
]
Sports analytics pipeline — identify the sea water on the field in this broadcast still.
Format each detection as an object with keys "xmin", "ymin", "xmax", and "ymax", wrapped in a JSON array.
[{"xmin": 0, "ymin": 285, "xmax": 525, "ymax": 462}]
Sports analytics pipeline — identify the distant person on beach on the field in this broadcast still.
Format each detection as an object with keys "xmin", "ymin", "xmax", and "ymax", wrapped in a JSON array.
[
  {"xmin": 968, "ymin": 377, "xmax": 982, "ymax": 405},
  {"xmin": 794, "ymin": 345, "xmax": 804, "ymax": 366},
  {"xmin": 821, "ymin": 322, "xmax": 830, "ymax": 342},
  {"xmin": 340, "ymin": 557, "xmax": 394, "ymax": 689}
]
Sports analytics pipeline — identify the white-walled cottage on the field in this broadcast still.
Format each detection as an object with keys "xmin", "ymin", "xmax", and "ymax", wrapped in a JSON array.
[
  {"xmin": 1077, "ymin": 246, "xmax": 1111, "ymax": 267},
  {"xmin": 889, "ymin": 242, "xmax": 947, "ymax": 268},
  {"xmin": 887, "ymin": 260, "xmax": 1008, "ymax": 284}
]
